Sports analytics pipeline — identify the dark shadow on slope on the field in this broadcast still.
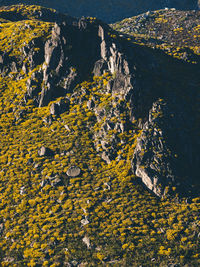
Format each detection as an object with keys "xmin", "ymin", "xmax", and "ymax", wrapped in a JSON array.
[{"xmin": 121, "ymin": 38, "xmax": 200, "ymax": 196}]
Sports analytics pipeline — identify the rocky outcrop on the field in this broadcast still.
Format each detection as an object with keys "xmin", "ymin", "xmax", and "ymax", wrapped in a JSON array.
[
  {"xmin": 20, "ymin": 18, "xmax": 133, "ymax": 107},
  {"xmin": 0, "ymin": 53, "xmax": 18, "ymax": 76},
  {"xmin": 132, "ymin": 100, "xmax": 177, "ymax": 197},
  {"xmin": 132, "ymin": 95, "xmax": 200, "ymax": 197},
  {"xmin": 39, "ymin": 23, "xmax": 69, "ymax": 106},
  {"xmin": 82, "ymin": 236, "xmax": 91, "ymax": 249}
]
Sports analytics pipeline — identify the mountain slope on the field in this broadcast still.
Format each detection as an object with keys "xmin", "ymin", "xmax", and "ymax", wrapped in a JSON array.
[
  {"xmin": 0, "ymin": 4, "xmax": 200, "ymax": 266},
  {"xmin": 112, "ymin": 9, "xmax": 200, "ymax": 63},
  {"xmin": 0, "ymin": 0, "xmax": 199, "ymax": 22}
]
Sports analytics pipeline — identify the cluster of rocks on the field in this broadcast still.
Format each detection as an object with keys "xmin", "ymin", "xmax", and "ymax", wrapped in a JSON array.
[
  {"xmin": 40, "ymin": 175, "xmax": 63, "ymax": 188},
  {"xmin": 39, "ymin": 166, "xmax": 81, "ymax": 188}
]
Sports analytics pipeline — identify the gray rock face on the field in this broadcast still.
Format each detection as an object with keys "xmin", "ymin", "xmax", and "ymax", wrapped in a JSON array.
[
  {"xmin": 18, "ymin": 21, "xmax": 78, "ymax": 107},
  {"xmin": 132, "ymin": 98, "xmax": 199, "ymax": 197},
  {"xmin": 66, "ymin": 166, "xmax": 81, "ymax": 177},
  {"xmin": 5, "ymin": 8, "xmax": 134, "ymax": 112},
  {"xmin": 82, "ymin": 236, "xmax": 91, "ymax": 249},
  {"xmin": 39, "ymin": 23, "xmax": 71, "ymax": 107},
  {"xmin": 0, "ymin": 53, "xmax": 18, "ymax": 76},
  {"xmin": 21, "ymin": 17, "xmax": 133, "ymax": 108},
  {"xmin": 132, "ymin": 101, "xmax": 174, "ymax": 196}
]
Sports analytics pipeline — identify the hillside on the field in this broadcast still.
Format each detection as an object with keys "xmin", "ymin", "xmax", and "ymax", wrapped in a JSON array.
[
  {"xmin": 0, "ymin": 4, "xmax": 200, "ymax": 266},
  {"xmin": 112, "ymin": 9, "xmax": 200, "ymax": 63},
  {"xmin": 0, "ymin": 0, "xmax": 199, "ymax": 23}
]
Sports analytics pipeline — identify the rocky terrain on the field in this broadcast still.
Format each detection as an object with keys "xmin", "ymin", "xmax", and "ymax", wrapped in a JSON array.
[
  {"xmin": 112, "ymin": 9, "xmax": 200, "ymax": 197},
  {"xmin": 0, "ymin": 4, "xmax": 199, "ymax": 266},
  {"xmin": 112, "ymin": 9, "xmax": 200, "ymax": 63},
  {"xmin": 0, "ymin": 0, "xmax": 199, "ymax": 22}
]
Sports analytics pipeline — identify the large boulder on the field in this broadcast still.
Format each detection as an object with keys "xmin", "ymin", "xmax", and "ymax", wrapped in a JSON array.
[{"xmin": 66, "ymin": 166, "xmax": 81, "ymax": 177}]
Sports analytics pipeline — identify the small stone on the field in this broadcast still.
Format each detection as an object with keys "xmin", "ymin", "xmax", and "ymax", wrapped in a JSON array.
[
  {"xmin": 38, "ymin": 146, "xmax": 53, "ymax": 157},
  {"xmin": 82, "ymin": 236, "xmax": 91, "ymax": 249},
  {"xmin": 102, "ymin": 151, "xmax": 111, "ymax": 164},
  {"xmin": 87, "ymin": 99, "xmax": 95, "ymax": 110},
  {"xmin": 64, "ymin": 125, "xmax": 70, "ymax": 131},
  {"xmin": 81, "ymin": 218, "xmax": 89, "ymax": 226},
  {"xmin": 38, "ymin": 146, "xmax": 47, "ymax": 156},
  {"xmin": 66, "ymin": 166, "xmax": 81, "ymax": 177},
  {"xmin": 20, "ymin": 186, "xmax": 26, "ymax": 195},
  {"xmin": 50, "ymin": 177, "xmax": 62, "ymax": 187}
]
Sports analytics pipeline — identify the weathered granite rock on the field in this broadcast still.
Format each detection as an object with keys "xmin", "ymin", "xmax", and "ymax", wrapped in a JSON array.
[
  {"xmin": 87, "ymin": 98, "xmax": 95, "ymax": 110},
  {"xmin": 38, "ymin": 146, "xmax": 53, "ymax": 157},
  {"xmin": 66, "ymin": 166, "xmax": 81, "ymax": 177},
  {"xmin": 50, "ymin": 98, "xmax": 70, "ymax": 116},
  {"xmin": 82, "ymin": 236, "xmax": 91, "ymax": 249},
  {"xmin": 132, "ymin": 98, "xmax": 199, "ymax": 197},
  {"xmin": 101, "ymin": 151, "xmax": 111, "ymax": 164},
  {"xmin": 81, "ymin": 217, "xmax": 89, "ymax": 226}
]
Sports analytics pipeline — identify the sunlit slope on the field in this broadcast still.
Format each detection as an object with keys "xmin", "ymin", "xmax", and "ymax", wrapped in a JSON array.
[{"xmin": 112, "ymin": 9, "xmax": 200, "ymax": 63}]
